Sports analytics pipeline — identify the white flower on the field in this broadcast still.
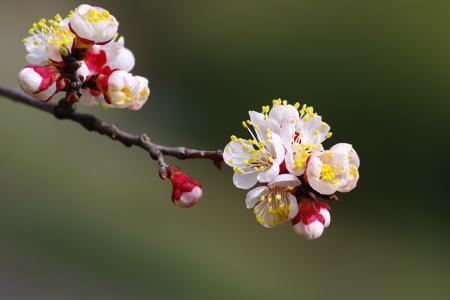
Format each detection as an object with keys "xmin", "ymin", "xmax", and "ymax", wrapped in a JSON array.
[
  {"xmin": 69, "ymin": 4, "xmax": 119, "ymax": 44},
  {"xmin": 267, "ymin": 101, "xmax": 299, "ymax": 132},
  {"xmin": 18, "ymin": 65, "xmax": 61, "ymax": 101},
  {"xmin": 279, "ymin": 103, "xmax": 331, "ymax": 176},
  {"xmin": 223, "ymin": 111, "xmax": 285, "ymax": 189},
  {"xmin": 100, "ymin": 70, "xmax": 150, "ymax": 110},
  {"xmin": 329, "ymin": 143, "xmax": 360, "ymax": 192},
  {"xmin": 23, "ymin": 14, "xmax": 74, "ymax": 65},
  {"xmin": 245, "ymin": 174, "xmax": 300, "ymax": 228},
  {"xmin": 95, "ymin": 37, "xmax": 135, "ymax": 72},
  {"xmin": 292, "ymin": 200, "xmax": 331, "ymax": 240},
  {"xmin": 306, "ymin": 143, "xmax": 360, "ymax": 195},
  {"xmin": 129, "ymin": 76, "xmax": 150, "ymax": 110}
]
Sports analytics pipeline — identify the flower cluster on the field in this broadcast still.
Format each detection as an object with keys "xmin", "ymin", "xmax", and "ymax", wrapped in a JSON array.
[
  {"xmin": 224, "ymin": 99, "xmax": 360, "ymax": 239},
  {"xmin": 18, "ymin": 4, "xmax": 149, "ymax": 110}
]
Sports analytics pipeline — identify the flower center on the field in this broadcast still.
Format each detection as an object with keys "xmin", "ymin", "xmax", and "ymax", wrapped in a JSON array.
[
  {"xmin": 321, "ymin": 163, "xmax": 335, "ymax": 181},
  {"xmin": 24, "ymin": 13, "xmax": 74, "ymax": 49},
  {"xmin": 85, "ymin": 8, "xmax": 111, "ymax": 22},
  {"xmin": 227, "ymin": 120, "xmax": 275, "ymax": 174},
  {"xmin": 117, "ymin": 86, "xmax": 133, "ymax": 103},
  {"xmin": 253, "ymin": 188, "xmax": 292, "ymax": 227}
]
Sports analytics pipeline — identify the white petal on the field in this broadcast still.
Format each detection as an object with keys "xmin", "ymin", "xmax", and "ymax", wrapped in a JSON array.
[
  {"xmin": 107, "ymin": 47, "xmax": 135, "ymax": 72},
  {"xmin": 308, "ymin": 177, "xmax": 338, "ymax": 195},
  {"xmin": 350, "ymin": 148, "xmax": 360, "ymax": 168},
  {"xmin": 270, "ymin": 133, "xmax": 286, "ymax": 164},
  {"xmin": 18, "ymin": 68, "xmax": 42, "ymax": 94},
  {"xmin": 223, "ymin": 141, "xmax": 248, "ymax": 167},
  {"xmin": 249, "ymin": 110, "xmax": 280, "ymax": 135},
  {"xmin": 306, "ymin": 155, "xmax": 323, "ymax": 179},
  {"xmin": 293, "ymin": 221, "xmax": 324, "ymax": 240},
  {"xmin": 299, "ymin": 116, "xmax": 329, "ymax": 146},
  {"xmin": 285, "ymin": 149, "xmax": 305, "ymax": 176},
  {"xmin": 268, "ymin": 174, "xmax": 301, "ymax": 189},
  {"xmin": 257, "ymin": 161, "xmax": 279, "ymax": 183},
  {"xmin": 279, "ymin": 119, "xmax": 296, "ymax": 148},
  {"xmin": 245, "ymin": 186, "xmax": 269, "ymax": 209},
  {"xmin": 268, "ymin": 104, "xmax": 299, "ymax": 127},
  {"xmin": 338, "ymin": 171, "xmax": 359, "ymax": 193},
  {"xmin": 233, "ymin": 171, "xmax": 258, "ymax": 189},
  {"xmin": 25, "ymin": 52, "xmax": 48, "ymax": 65},
  {"xmin": 32, "ymin": 82, "xmax": 57, "ymax": 101},
  {"xmin": 331, "ymin": 143, "xmax": 353, "ymax": 154},
  {"xmin": 254, "ymin": 201, "xmax": 276, "ymax": 228},
  {"xmin": 287, "ymin": 193, "xmax": 299, "ymax": 220},
  {"xmin": 319, "ymin": 208, "xmax": 331, "ymax": 228},
  {"xmin": 76, "ymin": 61, "xmax": 90, "ymax": 80}
]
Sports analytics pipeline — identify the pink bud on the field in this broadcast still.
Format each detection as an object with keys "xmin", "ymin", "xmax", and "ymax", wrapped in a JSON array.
[
  {"xmin": 292, "ymin": 199, "xmax": 331, "ymax": 240},
  {"xmin": 168, "ymin": 166, "xmax": 203, "ymax": 208},
  {"xmin": 18, "ymin": 65, "xmax": 61, "ymax": 101}
]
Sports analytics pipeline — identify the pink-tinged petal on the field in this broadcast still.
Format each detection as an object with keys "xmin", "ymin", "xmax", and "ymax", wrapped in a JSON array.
[
  {"xmin": 293, "ymin": 220, "xmax": 324, "ymax": 240},
  {"xmin": 175, "ymin": 186, "xmax": 202, "ymax": 208},
  {"xmin": 32, "ymin": 82, "xmax": 58, "ymax": 101}
]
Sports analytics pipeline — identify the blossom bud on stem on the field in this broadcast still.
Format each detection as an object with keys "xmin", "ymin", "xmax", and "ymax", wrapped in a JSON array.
[
  {"xmin": 167, "ymin": 165, "xmax": 203, "ymax": 208},
  {"xmin": 292, "ymin": 198, "xmax": 331, "ymax": 240},
  {"xmin": 18, "ymin": 65, "xmax": 61, "ymax": 101}
]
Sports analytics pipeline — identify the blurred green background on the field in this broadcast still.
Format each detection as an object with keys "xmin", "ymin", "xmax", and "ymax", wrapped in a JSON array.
[{"xmin": 0, "ymin": 0, "xmax": 449, "ymax": 299}]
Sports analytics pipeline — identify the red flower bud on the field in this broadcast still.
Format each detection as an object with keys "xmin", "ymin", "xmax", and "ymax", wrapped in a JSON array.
[
  {"xmin": 292, "ymin": 199, "xmax": 331, "ymax": 240},
  {"xmin": 168, "ymin": 166, "xmax": 203, "ymax": 208},
  {"xmin": 18, "ymin": 65, "xmax": 61, "ymax": 101}
]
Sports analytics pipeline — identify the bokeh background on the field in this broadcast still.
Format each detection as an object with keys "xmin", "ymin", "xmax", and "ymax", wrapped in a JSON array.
[{"xmin": 0, "ymin": 0, "xmax": 449, "ymax": 299}]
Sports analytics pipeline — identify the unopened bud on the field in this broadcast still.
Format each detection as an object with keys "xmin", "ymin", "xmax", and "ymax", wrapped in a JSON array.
[
  {"xmin": 168, "ymin": 166, "xmax": 203, "ymax": 208},
  {"xmin": 97, "ymin": 70, "xmax": 149, "ymax": 110},
  {"xmin": 292, "ymin": 199, "xmax": 331, "ymax": 240},
  {"xmin": 18, "ymin": 65, "xmax": 61, "ymax": 101}
]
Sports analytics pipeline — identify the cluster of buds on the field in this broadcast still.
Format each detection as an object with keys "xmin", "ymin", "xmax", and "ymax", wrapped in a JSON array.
[
  {"xmin": 224, "ymin": 99, "xmax": 360, "ymax": 239},
  {"xmin": 18, "ymin": 4, "xmax": 149, "ymax": 110}
]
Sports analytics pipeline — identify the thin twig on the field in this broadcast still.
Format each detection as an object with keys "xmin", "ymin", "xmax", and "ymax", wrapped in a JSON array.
[{"xmin": 0, "ymin": 85, "xmax": 223, "ymax": 178}]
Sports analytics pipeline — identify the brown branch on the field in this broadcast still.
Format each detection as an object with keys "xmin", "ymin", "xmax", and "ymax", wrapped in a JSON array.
[{"xmin": 0, "ymin": 85, "xmax": 223, "ymax": 178}]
